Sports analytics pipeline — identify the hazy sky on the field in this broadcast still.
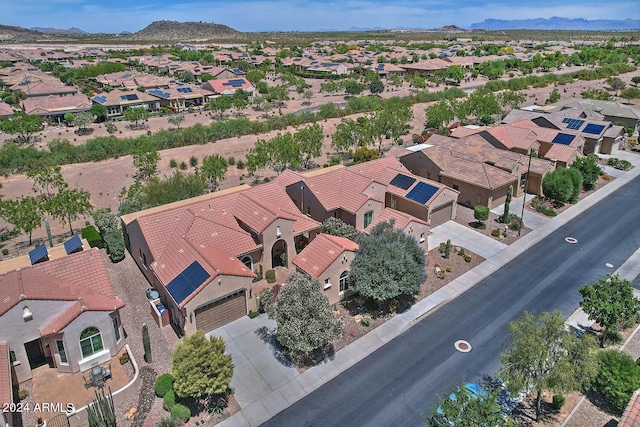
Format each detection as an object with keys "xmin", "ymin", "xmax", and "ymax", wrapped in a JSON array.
[{"xmin": 1, "ymin": 0, "xmax": 638, "ymax": 33}]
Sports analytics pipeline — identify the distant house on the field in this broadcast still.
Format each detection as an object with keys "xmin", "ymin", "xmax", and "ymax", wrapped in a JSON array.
[
  {"xmin": 145, "ymin": 84, "xmax": 211, "ymax": 111},
  {"xmin": 91, "ymin": 89, "xmax": 160, "ymax": 118},
  {"xmin": 0, "ymin": 249, "xmax": 125, "ymax": 384},
  {"xmin": 0, "ymin": 102, "xmax": 12, "ymax": 118},
  {"xmin": 9, "ymin": 79, "xmax": 77, "ymax": 98},
  {"xmin": 202, "ymin": 77, "xmax": 255, "ymax": 97},
  {"xmin": 21, "ymin": 93, "xmax": 91, "ymax": 124}
]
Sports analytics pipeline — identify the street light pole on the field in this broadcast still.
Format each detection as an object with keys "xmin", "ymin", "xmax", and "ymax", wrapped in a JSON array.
[{"xmin": 519, "ymin": 149, "xmax": 536, "ymax": 236}]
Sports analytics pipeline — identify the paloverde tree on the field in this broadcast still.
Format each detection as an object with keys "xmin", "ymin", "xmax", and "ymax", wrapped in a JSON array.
[
  {"xmin": 331, "ymin": 116, "xmax": 375, "ymax": 153},
  {"xmin": 74, "ymin": 111, "xmax": 94, "ymax": 135},
  {"xmin": 48, "ymin": 188, "xmax": 93, "ymax": 234},
  {"xmin": 372, "ymin": 97, "xmax": 413, "ymax": 153},
  {"xmin": 348, "ymin": 221, "xmax": 426, "ymax": 306},
  {"xmin": 172, "ymin": 331, "xmax": 234, "ymax": 403},
  {"xmin": 246, "ymin": 133, "xmax": 300, "ymax": 175},
  {"xmin": 0, "ymin": 112, "xmax": 42, "ymax": 145},
  {"xmin": 167, "ymin": 115, "xmax": 185, "ymax": 130},
  {"xmin": 132, "ymin": 145, "xmax": 160, "ymax": 180},
  {"xmin": 428, "ymin": 381, "xmax": 509, "ymax": 427},
  {"xmin": 498, "ymin": 310, "xmax": 597, "ymax": 422},
  {"xmin": 424, "ymin": 100, "xmax": 455, "ymax": 132},
  {"xmin": 0, "ymin": 196, "xmax": 42, "ymax": 245},
  {"xmin": 208, "ymin": 96, "xmax": 233, "ymax": 119},
  {"xmin": 579, "ymin": 274, "xmax": 640, "ymax": 347},
  {"xmin": 294, "ymin": 123, "xmax": 323, "ymax": 169},
  {"xmin": 266, "ymin": 272, "xmax": 342, "ymax": 353},
  {"xmin": 199, "ymin": 154, "xmax": 228, "ymax": 191},
  {"xmin": 122, "ymin": 107, "xmax": 148, "ymax": 129}
]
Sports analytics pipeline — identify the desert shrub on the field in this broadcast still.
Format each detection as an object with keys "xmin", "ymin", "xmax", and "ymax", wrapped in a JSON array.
[
  {"xmin": 265, "ymin": 269, "xmax": 276, "ymax": 283},
  {"xmin": 227, "ymin": 156, "xmax": 235, "ymax": 166},
  {"xmin": 170, "ymin": 402, "xmax": 191, "ymax": 422},
  {"xmin": 163, "ymin": 389, "xmax": 176, "ymax": 411},
  {"xmin": 438, "ymin": 242, "xmax": 446, "ymax": 253},
  {"xmin": 1, "ymin": 248, "xmax": 8, "ymax": 256},
  {"xmin": 81, "ymin": 225, "xmax": 104, "ymax": 248},
  {"xmin": 593, "ymin": 350, "xmax": 640, "ymax": 414},
  {"xmin": 445, "ymin": 266, "xmax": 452, "ymax": 273},
  {"xmin": 169, "ymin": 159, "xmax": 178, "ymax": 168},
  {"xmin": 552, "ymin": 394, "xmax": 566, "ymax": 410},
  {"xmin": 491, "ymin": 229, "xmax": 500, "ymax": 237},
  {"xmin": 248, "ymin": 310, "xmax": 259, "ymax": 319},
  {"xmin": 361, "ymin": 314, "xmax": 372, "ymax": 326},
  {"xmin": 18, "ymin": 389, "xmax": 28, "ymax": 400},
  {"xmin": 464, "ymin": 255, "xmax": 472, "ymax": 263},
  {"xmin": 535, "ymin": 203, "xmax": 547, "ymax": 213},
  {"xmin": 607, "ymin": 158, "xmax": 631, "ymax": 171},
  {"xmin": 236, "ymin": 159, "xmax": 245, "ymax": 169},
  {"xmin": 157, "ymin": 416, "xmax": 178, "ymax": 427},
  {"xmin": 544, "ymin": 208, "xmax": 557, "ymax": 217},
  {"xmin": 179, "ymin": 161, "xmax": 187, "ymax": 170},
  {"xmin": 155, "ymin": 373, "xmax": 174, "ymax": 397},
  {"xmin": 119, "ymin": 352, "xmax": 129, "ymax": 365},
  {"xmin": 189, "ymin": 156, "xmax": 198, "ymax": 167}
]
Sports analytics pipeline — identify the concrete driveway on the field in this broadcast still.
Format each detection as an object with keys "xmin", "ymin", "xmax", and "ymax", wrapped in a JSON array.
[
  {"xmin": 206, "ymin": 315, "xmax": 299, "ymax": 409},
  {"xmin": 428, "ymin": 221, "xmax": 508, "ymax": 259}
]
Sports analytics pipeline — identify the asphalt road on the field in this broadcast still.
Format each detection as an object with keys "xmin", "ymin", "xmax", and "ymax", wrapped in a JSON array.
[{"xmin": 263, "ymin": 174, "xmax": 640, "ymax": 427}]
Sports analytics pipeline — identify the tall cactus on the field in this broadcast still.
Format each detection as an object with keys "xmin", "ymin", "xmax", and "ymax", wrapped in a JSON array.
[
  {"xmin": 502, "ymin": 185, "xmax": 513, "ymax": 224},
  {"xmin": 142, "ymin": 322, "xmax": 152, "ymax": 363},
  {"xmin": 87, "ymin": 387, "xmax": 116, "ymax": 427},
  {"xmin": 445, "ymin": 239, "xmax": 452, "ymax": 259}
]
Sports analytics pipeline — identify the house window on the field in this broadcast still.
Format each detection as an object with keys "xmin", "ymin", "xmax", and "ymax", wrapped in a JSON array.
[
  {"xmin": 56, "ymin": 340, "xmax": 68, "ymax": 364},
  {"xmin": 364, "ymin": 211, "xmax": 373, "ymax": 228},
  {"xmin": 339, "ymin": 271, "xmax": 349, "ymax": 293},
  {"xmin": 139, "ymin": 248, "xmax": 143, "ymax": 260},
  {"xmin": 9, "ymin": 350, "xmax": 18, "ymax": 365},
  {"xmin": 307, "ymin": 206, "xmax": 311, "ymax": 216},
  {"xmin": 241, "ymin": 255, "xmax": 253, "ymax": 272},
  {"xmin": 419, "ymin": 232, "xmax": 425, "ymax": 243},
  {"xmin": 23, "ymin": 306, "xmax": 32, "ymax": 321},
  {"xmin": 391, "ymin": 198, "xmax": 397, "ymax": 210},
  {"xmin": 520, "ymin": 173, "xmax": 527, "ymax": 188},
  {"xmin": 113, "ymin": 316, "xmax": 121, "ymax": 342},
  {"xmin": 324, "ymin": 278, "xmax": 331, "ymax": 289},
  {"xmin": 142, "ymin": 253, "xmax": 147, "ymax": 269},
  {"xmin": 79, "ymin": 327, "xmax": 104, "ymax": 358}
]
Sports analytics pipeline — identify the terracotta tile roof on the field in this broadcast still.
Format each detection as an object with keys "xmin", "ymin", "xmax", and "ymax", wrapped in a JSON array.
[
  {"xmin": 364, "ymin": 207, "xmax": 428, "ymax": 234},
  {"xmin": 304, "ymin": 169, "xmax": 374, "ymax": 214},
  {"xmin": 40, "ymin": 301, "xmax": 83, "ymax": 336},
  {"xmin": 541, "ymin": 144, "xmax": 583, "ymax": 163},
  {"xmin": 10, "ymin": 79, "xmax": 77, "ymax": 97},
  {"xmin": 233, "ymin": 193, "xmax": 297, "ymax": 234},
  {"xmin": 204, "ymin": 77, "xmax": 254, "ymax": 95},
  {"xmin": 485, "ymin": 125, "xmax": 539, "ymax": 151},
  {"xmin": 91, "ymin": 88, "xmax": 158, "ymax": 107},
  {"xmin": 0, "ymin": 249, "xmax": 124, "ymax": 334},
  {"xmin": 293, "ymin": 234, "xmax": 358, "ymax": 278},
  {"xmin": 0, "ymin": 101, "xmax": 12, "ymax": 118},
  {"xmin": 0, "ymin": 342, "xmax": 10, "ymax": 407},
  {"xmin": 620, "ymin": 389, "xmax": 640, "ymax": 427},
  {"xmin": 270, "ymin": 169, "xmax": 305, "ymax": 187},
  {"xmin": 21, "ymin": 93, "xmax": 91, "ymax": 115}
]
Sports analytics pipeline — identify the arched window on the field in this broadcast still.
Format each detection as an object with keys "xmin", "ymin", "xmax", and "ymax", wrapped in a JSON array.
[
  {"xmin": 241, "ymin": 255, "xmax": 253, "ymax": 272},
  {"xmin": 79, "ymin": 327, "xmax": 104, "ymax": 358},
  {"xmin": 339, "ymin": 271, "xmax": 349, "ymax": 293}
]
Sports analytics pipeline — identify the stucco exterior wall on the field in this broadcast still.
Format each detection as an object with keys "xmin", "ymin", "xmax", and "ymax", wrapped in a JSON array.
[
  {"xmin": 315, "ymin": 251, "xmax": 357, "ymax": 306},
  {"xmin": 122, "ymin": 219, "xmax": 155, "ymax": 284}
]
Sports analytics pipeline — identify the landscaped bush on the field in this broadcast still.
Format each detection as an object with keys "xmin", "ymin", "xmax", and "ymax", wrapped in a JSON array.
[
  {"xmin": 103, "ymin": 229, "xmax": 125, "ymax": 263},
  {"xmin": 169, "ymin": 159, "xmax": 178, "ymax": 168},
  {"xmin": 81, "ymin": 225, "xmax": 104, "ymax": 248},
  {"xmin": 361, "ymin": 314, "xmax": 372, "ymax": 326},
  {"xmin": 170, "ymin": 403, "xmax": 191, "ymax": 422},
  {"xmin": 248, "ymin": 310, "xmax": 259, "ymax": 319},
  {"xmin": 552, "ymin": 394, "xmax": 566, "ymax": 410},
  {"xmin": 163, "ymin": 390, "xmax": 176, "ymax": 411},
  {"xmin": 1, "ymin": 248, "xmax": 8, "ymax": 256},
  {"xmin": 608, "ymin": 158, "xmax": 631, "ymax": 171},
  {"xmin": 154, "ymin": 373, "xmax": 174, "ymax": 397},
  {"xmin": 265, "ymin": 269, "xmax": 276, "ymax": 284},
  {"xmin": 157, "ymin": 416, "xmax": 178, "ymax": 427},
  {"xmin": 543, "ymin": 208, "xmax": 557, "ymax": 217},
  {"xmin": 592, "ymin": 350, "xmax": 640, "ymax": 414},
  {"xmin": 491, "ymin": 229, "xmax": 500, "ymax": 237}
]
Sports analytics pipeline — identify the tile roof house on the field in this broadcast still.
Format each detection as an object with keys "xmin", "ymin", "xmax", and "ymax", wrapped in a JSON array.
[
  {"xmin": 0, "ymin": 102, "xmax": 12, "ymax": 118},
  {"xmin": 0, "ymin": 342, "xmax": 12, "ymax": 427},
  {"xmin": 202, "ymin": 77, "xmax": 255, "ymax": 97},
  {"xmin": 91, "ymin": 89, "xmax": 160, "ymax": 118},
  {"xmin": 145, "ymin": 84, "xmax": 211, "ymax": 111},
  {"xmin": 21, "ymin": 93, "xmax": 91, "ymax": 124},
  {"xmin": 619, "ymin": 389, "xmax": 640, "ymax": 427},
  {"xmin": 293, "ymin": 234, "xmax": 359, "ymax": 305},
  {"xmin": 9, "ymin": 79, "xmax": 78, "ymax": 98},
  {"xmin": 0, "ymin": 249, "xmax": 125, "ymax": 384}
]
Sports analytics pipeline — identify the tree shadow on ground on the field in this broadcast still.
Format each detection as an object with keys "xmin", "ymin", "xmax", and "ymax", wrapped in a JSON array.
[
  {"xmin": 254, "ymin": 326, "xmax": 292, "ymax": 368},
  {"xmin": 586, "ymin": 391, "xmax": 623, "ymax": 418}
]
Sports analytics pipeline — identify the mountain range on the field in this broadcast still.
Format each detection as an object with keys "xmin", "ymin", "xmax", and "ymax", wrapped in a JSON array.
[{"xmin": 470, "ymin": 17, "xmax": 640, "ymax": 31}]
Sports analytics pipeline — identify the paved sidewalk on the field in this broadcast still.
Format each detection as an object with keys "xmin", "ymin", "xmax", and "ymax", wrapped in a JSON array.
[{"xmin": 218, "ymin": 154, "xmax": 640, "ymax": 427}]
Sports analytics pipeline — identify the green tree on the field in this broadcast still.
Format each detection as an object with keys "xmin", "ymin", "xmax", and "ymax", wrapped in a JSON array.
[
  {"xmin": 570, "ymin": 154, "xmax": 602, "ymax": 191},
  {"xmin": 90, "ymin": 103, "xmax": 108, "ymax": 123},
  {"xmin": 542, "ymin": 168, "xmax": 576, "ymax": 204},
  {"xmin": 171, "ymin": 331, "xmax": 233, "ymax": 403},
  {"xmin": 267, "ymin": 84, "xmax": 289, "ymax": 107},
  {"xmin": 344, "ymin": 80, "xmax": 365, "ymax": 97},
  {"xmin": 608, "ymin": 77, "xmax": 626, "ymax": 95},
  {"xmin": 498, "ymin": 311, "xmax": 597, "ymax": 422},
  {"xmin": 331, "ymin": 117, "xmax": 374, "ymax": 153},
  {"xmin": 446, "ymin": 65, "xmax": 465, "ymax": 84},
  {"xmin": 322, "ymin": 217, "xmax": 362, "ymax": 241},
  {"xmin": 0, "ymin": 196, "xmax": 42, "ymax": 245},
  {"xmin": 266, "ymin": 272, "xmax": 342, "ymax": 353},
  {"xmin": 581, "ymin": 88, "xmax": 612, "ymax": 101},
  {"xmin": 546, "ymin": 88, "xmax": 561, "ymax": 104},
  {"xmin": 592, "ymin": 350, "xmax": 640, "ymax": 413},
  {"xmin": 232, "ymin": 96, "xmax": 248, "ymax": 116},
  {"xmin": 294, "ymin": 123, "xmax": 323, "ymax": 169},
  {"xmin": 64, "ymin": 113, "xmax": 75, "ymax": 126},
  {"xmin": 369, "ymin": 78, "xmax": 384, "ymax": 94},
  {"xmin": 372, "ymin": 97, "xmax": 413, "ymax": 152},
  {"xmin": 199, "ymin": 154, "xmax": 228, "ymax": 191},
  {"xmin": 122, "ymin": 107, "xmax": 149, "ymax": 129},
  {"xmin": 27, "ymin": 165, "xmax": 67, "ymax": 201},
  {"xmin": 246, "ymin": 133, "xmax": 300, "ymax": 175},
  {"xmin": 428, "ymin": 382, "xmax": 508, "ymax": 427},
  {"xmin": 74, "ymin": 111, "xmax": 94, "ymax": 134},
  {"xmin": 302, "ymin": 89, "xmax": 313, "ymax": 105},
  {"xmin": 0, "ymin": 112, "xmax": 42, "ymax": 145},
  {"xmin": 132, "ymin": 145, "xmax": 160, "ymax": 180},
  {"xmin": 105, "ymin": 121, "xmax": 117, "ymax": 137},
  {"xmin": 497, "ymin": 90, "xmax": 526, "ymax": 110},
  {"xmin": 208, "ymin": 96, "xmax": 233, "ymax": 119},
  {"xmin": 425, "ymin": 100, "xmax": 455, "ymax": 131},
  {"xmin": 349, "ymin": 221, "xmax": 426, "ymax": 305},
  {"xmin": 461, "ymin": 90, "xmax": 501, "ymax": 124},
  {"xmin": 579, "ymin": 274, "xmax": 640, "ymax": 347},
  {"xmin": 48, "ymin": 188, "xmax": 93, "ymax": 234},
  {"xmin": 473, "ymin": 205, "xmax": 489, "ymax": 227},
  {"xmin": 167, "ymin": 115, "xmax": 185, "ymax": 130},
  {"xmin": 352, "ymin": 147, "xmax": 379, "ymax": 164},
  {"xmin": 620, "ymin": 87, "xmax": 640, "ymax": 104},
  {"xmin": 245, "ymin": 70, "xmax": 265, "ymax": 85}
]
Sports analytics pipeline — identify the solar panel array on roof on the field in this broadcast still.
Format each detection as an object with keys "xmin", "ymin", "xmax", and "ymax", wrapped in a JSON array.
[
  {"xmin": 166, "ymin": 261, "xmax": 211, "ymax": 304},
  {"xmin": 121, "ymin": 73, "xmax": 132, "ymax": 79},
  {"xmin": 552, "ymin": 133, "xmax": 576, "ymax": 145},
  {"xmin": 63, "ymin": 235, "xmax": 83, "ymax": 255},
  {"xmin": 93, "ymin": 95, "xmax": 107, "ymax": 104},
  {"xmin": 232, "ymin": 68, "xmax": 243, "ymax": 74},
  {"xmin": 376, "ymin": 64, "xmax": 384, "ymax": 70},
  {"xmin": 177, "ymin": 87, "xmax": 193, "ymax": 93},
  {"xmin": 223, "ymin": 79, "xmax": 246, "ymax": 88},
  {"xmin": 120, "ymin": 94, "xmax": 139, "ymax": 101},
  {"xmin": 583, "ymin": 124, "xmax": 606, "ymax": 135},
  {"xmin": 562, "ymin": 118, "xmax": 585, "ymax": 130},
  {"xmin": 29, "ymin": 244, "xmax": 48, "ymax": 265},
  {"xmin": 406, "ymin": 182, "xmax": 439, "ymax": 205},
  {"xmin": 148, "ymin": 89, "xmax": 170, "ymax": 99},
  {"xmin": 390, "ymin": 173, "xmax": 416, "ymax": 190}
]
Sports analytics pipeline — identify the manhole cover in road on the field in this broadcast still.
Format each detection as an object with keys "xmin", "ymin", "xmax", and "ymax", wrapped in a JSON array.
[
  {"xmin": 454, "ymin": 340, "xmax": 472, "ymax": 353},
  {"xmin": 565, "ymin": 237, "xmax": 578, "ymax": 244},
  {"xmin": 605, "ymin": 263, "xmax": 614, "ymax": 268}
]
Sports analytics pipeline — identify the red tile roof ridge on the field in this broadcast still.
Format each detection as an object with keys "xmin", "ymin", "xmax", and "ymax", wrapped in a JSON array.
[
  {"xmin": 320, "ymin": 233, "xmax": 360, "ymax": 252},
  {"xmin": 0, "ymin": 342, "xmax": 10, "ymax": 407},
  {"xmin": 188, "ymin": 241, "xmax": 256, "ymax": 279},
  {"xmin": 240, "ymin": 192, "xmax": 298, "ymax": 222}
]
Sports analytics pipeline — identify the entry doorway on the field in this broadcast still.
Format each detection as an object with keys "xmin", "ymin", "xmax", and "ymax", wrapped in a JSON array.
[{"xmin": 24, "ymin": 339, "xmax": 48, "ymax": 369}]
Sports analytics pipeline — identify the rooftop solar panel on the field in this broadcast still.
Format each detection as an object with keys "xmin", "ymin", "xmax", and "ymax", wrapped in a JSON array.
[
  {"xmin": 583, "ymin": 124, "xmax": 606, "ymax": 135},
  {"xmin": 148, "ymin": 89, "xmax": 170, "ymax": 99},
  {"xmin": 564, "ymin": 118, "xmax": 585, "ymax": 130},
  {"xmin": 63, "ymin": 235, "xmax": 83, "ymax": 255},
  {"xmin": 552, "ymin": 133, "xmax": 576, "ymax": 145},
  {"xmin": 126, "ymin": 94, "xmax": 138, "ymax": 101},
  {"xmin": 389, "ymin": 173, "xmax": 416, "ymax": 190},
  {"xmin": 166, "ymin": 261, "xmax": 211, "ymax": 304},
  {"xmin": 93, "ymin": 95, "xmax": 107, "ymax": 104},
  {"xmin": 406, "ymin": 182, "xmax": 439, "ymax": 205},
  {"xmin": 29, "ymin": 244, "xmax": 48, "ymax": 265},
  {"xmin": 223, "ymin": 79, "xmax": 246, "ymax": 88},
  {"xmin": 121, "ymin": 73, "xmax": 132, "ymax": 79}
]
